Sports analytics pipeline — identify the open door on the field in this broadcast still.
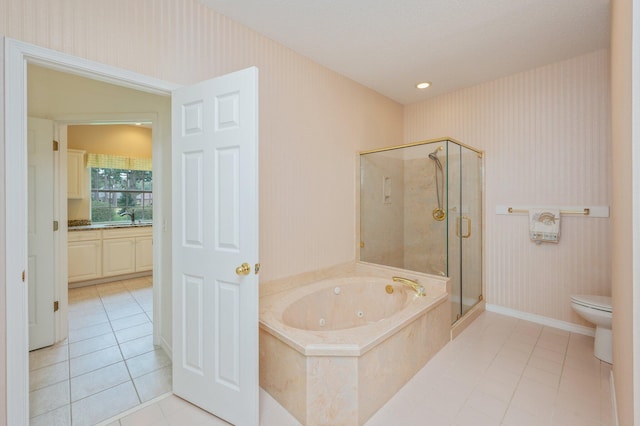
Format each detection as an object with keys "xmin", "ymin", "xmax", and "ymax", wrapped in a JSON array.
[
  {"xmin": 172, "ymin": 67, "xmax": 259, "ymax": 426},
  {"xmin": 27, "ymin": 117, "xmax": 56, "ymax": 350}
]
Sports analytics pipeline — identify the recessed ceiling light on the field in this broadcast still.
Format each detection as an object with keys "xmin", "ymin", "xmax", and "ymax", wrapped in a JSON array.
[
  {"xmin": 135, "ymin": 123, "xmax": 143, "ymax": 126},
  {"xmin": 416, "ymin": 82, "xmax": 431, "ymax": 89}
]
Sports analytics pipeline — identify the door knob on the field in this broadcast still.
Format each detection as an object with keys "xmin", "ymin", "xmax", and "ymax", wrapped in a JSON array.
[{"xmin": 235, "ymin": 263, "xmax": 251, "ymax": 276}]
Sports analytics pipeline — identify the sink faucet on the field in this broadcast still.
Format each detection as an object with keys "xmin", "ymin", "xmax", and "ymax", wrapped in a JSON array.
[
  {"xmin": 119, "ymin": 208, "xmax": 135, "ymax": 224},
  {"xmin": 392, "ymin": 276, "xmax": 426, "ymax": 297}
]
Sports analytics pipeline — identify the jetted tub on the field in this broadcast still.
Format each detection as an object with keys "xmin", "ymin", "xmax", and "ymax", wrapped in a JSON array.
[{"xmin": 259, "ymin": 265, "xmax": 450, "ymax": 426}]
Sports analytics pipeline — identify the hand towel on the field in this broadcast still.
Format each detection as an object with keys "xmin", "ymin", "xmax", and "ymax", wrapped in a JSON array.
[{"xmin": 529, "ymin": 208, "xmax": 560, "ymax": 244}]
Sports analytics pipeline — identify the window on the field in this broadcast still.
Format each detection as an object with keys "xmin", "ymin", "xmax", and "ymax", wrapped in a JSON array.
[{"xmin": 90, "ymin": 168, "xmax": 152, "ymax": 223}]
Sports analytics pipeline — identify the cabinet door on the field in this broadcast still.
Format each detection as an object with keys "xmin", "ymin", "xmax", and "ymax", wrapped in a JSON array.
[
  {"xmin": 69, "ymin": 240, "xmax": 102, "ymax": 282},
  {"xmin": 135, "ymin": 236, "xmax": 153, "ymax": 272},
  {"xmin": 102, "ymin": 238, "xmax": 136, "ymax": 276},
  {"xmin": 67, "ymin": 149, "xmax": 85, "ymax": 199}
]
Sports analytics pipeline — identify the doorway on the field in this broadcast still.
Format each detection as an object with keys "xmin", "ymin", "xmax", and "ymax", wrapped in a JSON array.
[
  {"xmin": 6, "ymin": 39, "xmax": 261, "ymax": 426},
  {"xmin": 28, "ymin": 117, "xmax": 169, "ymax": 423},
  {"xmin": 5, "ymin": 39, "xmax": 177, "ymax": 424}
]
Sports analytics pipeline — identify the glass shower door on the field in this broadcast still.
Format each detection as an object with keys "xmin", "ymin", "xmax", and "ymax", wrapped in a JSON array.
[{"xmin": 460, "ymin": 145, "xmax": 483, "ymax": 317}]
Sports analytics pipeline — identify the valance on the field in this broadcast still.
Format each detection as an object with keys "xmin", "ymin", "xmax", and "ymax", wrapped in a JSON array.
[{"xmin": 86, "ymin": 153, "xmax": 152, "ymax": 171}]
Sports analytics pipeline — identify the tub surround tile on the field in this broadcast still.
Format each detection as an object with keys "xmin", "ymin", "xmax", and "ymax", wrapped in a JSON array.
[
  {"xmin": 260, "ymin": 330, "xmax": 307, "ymax": 423},
  {"xmin": 260, "ymin": 263, "xmax": 450, "ymax": 425}
]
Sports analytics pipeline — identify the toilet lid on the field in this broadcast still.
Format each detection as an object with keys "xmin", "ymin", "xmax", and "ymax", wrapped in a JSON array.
[{"xmin": 571, "ymin": 295, "xmax": 612, "ymax": 312}]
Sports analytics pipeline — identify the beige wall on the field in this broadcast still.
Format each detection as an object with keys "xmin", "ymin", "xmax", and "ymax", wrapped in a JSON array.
[
  {"xmin": 68, "ymin": 124, "xmax": 152, "ymax": 157},
  {"xmin": 0, "ymin": 2, "xmax": 403, "ymax": 423},
  {"xmin": 611, "ymin": 0, "xmax": 637, "ymax": 424},
  {"xmin": 405, "ymin": 49, "xmax": 611, "ymax": 327}
]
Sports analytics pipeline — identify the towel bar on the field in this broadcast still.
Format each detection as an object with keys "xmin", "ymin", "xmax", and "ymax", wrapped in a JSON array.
[{"xmin": 507, "ymin": 207, "xmax": 590, "ymax": 216}]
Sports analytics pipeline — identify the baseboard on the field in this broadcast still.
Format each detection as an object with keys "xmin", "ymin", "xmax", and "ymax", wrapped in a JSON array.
[
  {"xmin": 610, "ymin": 370, "xmax": 619, "ymax": 426},
  {"xmin": 485, "ymin": 304, "xmax": 595, "ymax": 337}
]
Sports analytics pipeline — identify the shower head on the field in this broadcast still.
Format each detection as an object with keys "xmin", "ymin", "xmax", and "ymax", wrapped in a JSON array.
[{"xmin": 428, "ymin": 148, "xmax": 440, "ymax": 161}]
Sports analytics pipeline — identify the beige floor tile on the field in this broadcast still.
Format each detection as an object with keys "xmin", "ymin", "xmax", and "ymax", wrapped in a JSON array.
[
  {"xmin": 106, "ymin": 303, "xmax": 145, "ymax": 321},
  {"xmin": 68, "ymin": 321, "xmax": 113, "ymax": 343},
  {"xmin": 69, "ymin": 332, "xmax": 118, "ymax": 358},
  {"xmin": 30, "ymin": 361, "xmax": 69, "ymax": 392},
  {"xmin": 29, "ymin": 404, "xmax": 71, "ymax": 426},
  {"xmin": 126, "ymin": 348, "xmax": 171, "ymax": 378},
  {"xmin": 115, "ymin": 322, "xmax": 153, "ymax": 344},
  {"xmin": 463, "ymin": 388, "xmax": 509, "ymax": 421},
  {"xmin": 71, "ymin": 361, "xmax": 130, "ymax": 401},
  {"xmin": 29, "ymin": 380, "xmax": 70, "ymax": 418},
  {"xmin": 70, "ymin": 345, "xmax": 124, "ymax": 377},
  {"xmin": 120, "ymin": 403, "xmax": 165, "ymax": 426},
  {"xmin": 71, "ymin": 381, "xmax": 140, "ymax": 426},
  {"xmin": 67, "ymin": 311, "xmax": 109, "ymax": 329},
  {"xmin": 133, "ymin": 366, "xmax": 172, "ymax": 402},
  {"xmin": 29, "ymin": 343, "xmax": 69, "ymax": 371},
  {"xmin": 119, "ymin": 335, "xmax": 156, "ymax": 359},
  {"xmin": 157, "ymin": 394, "xmax": 196, "ymax": 418},
  {"xmin": 110, "ymin": 312, "xmax": 151, "ymax": 331}
]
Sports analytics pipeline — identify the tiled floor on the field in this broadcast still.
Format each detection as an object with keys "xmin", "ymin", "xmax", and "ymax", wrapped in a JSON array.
[
  {"xmin": 29, "ymin": 276, "xmax": 172, "ymax": 426},
  {"xmin": 105, "ymin": 311, "xmax": 613, "ymax": 426},
  {"xmin": 31, "ymin": 290, "xmax": 613, "ymax": 426}
]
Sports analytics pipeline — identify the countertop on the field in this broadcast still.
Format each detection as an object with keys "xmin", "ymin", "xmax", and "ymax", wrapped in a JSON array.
[{"xmin": 69, "ymin": 223, "xmax": 153, "ymax": 232}]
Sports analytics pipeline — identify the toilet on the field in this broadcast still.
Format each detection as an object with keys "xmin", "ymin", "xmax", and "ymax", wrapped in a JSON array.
[{"xmin": 570, "ymin": 295, "xmax": 612, "ymax": 364}]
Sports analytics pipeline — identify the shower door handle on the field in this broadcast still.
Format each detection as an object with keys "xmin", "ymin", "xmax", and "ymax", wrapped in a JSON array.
[{"xmin": 456, "ymin": 216, "xmax": 471, "ymax": 238}]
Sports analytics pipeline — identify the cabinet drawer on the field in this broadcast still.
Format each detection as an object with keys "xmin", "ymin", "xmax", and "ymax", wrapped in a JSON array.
[
  {"xmin": 102, "ymin": 227, "xmax": 152, "ymax": 239},
  {"xmin": 68, "ymin": 230, "xmax": 101, "ymax": 242}
]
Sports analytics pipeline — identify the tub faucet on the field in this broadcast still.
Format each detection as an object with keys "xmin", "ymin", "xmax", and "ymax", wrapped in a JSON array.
[{"xmin": 392, "ymin": 276, "xmax": 426, "ymax": 297}]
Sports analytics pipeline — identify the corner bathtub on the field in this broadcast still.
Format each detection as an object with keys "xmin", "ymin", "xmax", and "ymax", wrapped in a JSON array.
[{"xmin": 259, "ymin": 272, "xmax": 450, "ymax": 426}]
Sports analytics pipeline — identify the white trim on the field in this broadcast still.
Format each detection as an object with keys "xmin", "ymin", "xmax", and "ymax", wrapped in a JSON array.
[
  {"xmin": 161, "ymin": 336, "xmax": 173, "ymax": 361},
  {"xmin": 611, "ymin": 370, "xmax": 619, "ymax": 426},
  {"xmin": 4, "ymin": 37, "xmax": 178, "ymax": 426},
  {"xmin": 485, "ymin": 303, "xmax": 596, "ymax": 336}
]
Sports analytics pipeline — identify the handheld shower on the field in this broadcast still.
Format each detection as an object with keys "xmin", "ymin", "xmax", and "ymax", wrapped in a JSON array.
[{"xmin": 429, "ymin": 147, "xmax": 446, "ymax": 221}]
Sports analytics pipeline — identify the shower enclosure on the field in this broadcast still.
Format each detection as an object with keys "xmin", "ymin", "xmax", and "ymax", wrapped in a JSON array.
[{"xmin": 359, "ymin": 138, "xmax": 483, "ymax": 324}]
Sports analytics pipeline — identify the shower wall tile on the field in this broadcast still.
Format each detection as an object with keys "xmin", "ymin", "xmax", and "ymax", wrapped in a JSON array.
[{"xmin": 404, "ymin": 49, "xmax": 611, "ymax": 326}]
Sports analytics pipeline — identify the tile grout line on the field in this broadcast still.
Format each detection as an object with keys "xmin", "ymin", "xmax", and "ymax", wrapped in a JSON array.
[{"xmin": 99, "ymin": 283, "xmax": 145, "ymax": 410}]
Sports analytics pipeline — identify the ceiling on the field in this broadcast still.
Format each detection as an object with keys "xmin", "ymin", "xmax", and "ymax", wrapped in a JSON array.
[{"xmin": 198, "ymin": 0, "xmax": 611, "ymax": 105}]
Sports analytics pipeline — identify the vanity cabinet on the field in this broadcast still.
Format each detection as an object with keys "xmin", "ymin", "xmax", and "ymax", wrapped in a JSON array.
[
  {"xmin": 68, "ymin": 230, "xmax": 102, "ymax": 282},
  {"xmin": 68, "ymin": 226, "xmax": 152, "ymax": 283},
  {"xmin": 67, "ymin": 149, "xmax": 86, "ymax": 199}
]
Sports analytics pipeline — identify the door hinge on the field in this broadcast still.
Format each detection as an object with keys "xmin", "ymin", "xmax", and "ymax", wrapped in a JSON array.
[
  {"xmin": 53, "ymin": 301, "xmax": 59, "ymax": 312},
  {"xmin": 53, "ymin": 220, "xmax": 59, "ymax": 231},
  {"xmin": 22, "ymin": 270, "xmax": 25, "ymax": 282},
  {"xmin": 53, "ymin": 140, "xmax": 59, "ymax": 151}
]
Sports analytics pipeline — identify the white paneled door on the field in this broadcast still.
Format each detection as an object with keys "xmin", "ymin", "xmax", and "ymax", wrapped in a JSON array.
[
  {"xmin": 27, "ymin": 117, "xmax": 56, "ymax": 350},
  {"xmin": 172, "ymin": 67, "xmax": 259, "ymax": 426}
]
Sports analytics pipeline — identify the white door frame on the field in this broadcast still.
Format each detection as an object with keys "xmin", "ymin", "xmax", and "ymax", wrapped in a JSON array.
[{"xmin": 4, "ymin": 38, "xmax": 179, "ymax": 425}]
